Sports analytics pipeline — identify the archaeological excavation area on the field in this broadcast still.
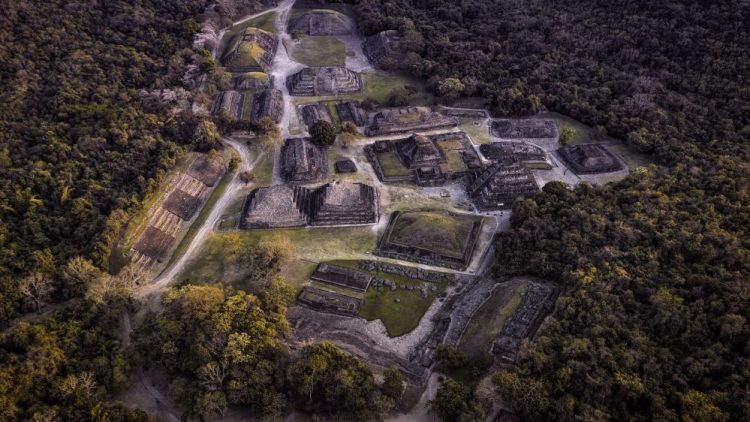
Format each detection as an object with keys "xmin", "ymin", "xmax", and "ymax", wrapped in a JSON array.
[{"xmin": 139, "ymin": 0, "xmax": 647, "ymax": 408}]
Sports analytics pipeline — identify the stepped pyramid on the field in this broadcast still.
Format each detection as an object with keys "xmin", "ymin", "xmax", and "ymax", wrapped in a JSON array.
[
  {"xmin": 305, "ymin": 181, "xmax": 379, "ymax": 226},
  {"xmin": 466, "ymin": 162, "xmax": 539, "ymax": 210},
  {"xmin": 240, "ymin": 185, "xmax": 308, "ymax": 228}
]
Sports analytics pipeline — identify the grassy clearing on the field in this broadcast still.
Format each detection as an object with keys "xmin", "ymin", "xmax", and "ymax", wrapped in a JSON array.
[
  {"xmin": 459, "ymin": 280, "xmax": 528, "ymax": 358},
  {"xmin": 287, "ymin": 36, "xmax": 346, "ymax": 67},
  {"xmin": 250, "ymin": 151, "xmax": 275, "ymax": 186},
  {"xmin": 225, "ymin": 12, "xmax": 277, "ymax": 40},
  {"xmin": 179, "ymin": 226, "xmax": 378, "ymax": 284},
  {"xmin": 375, "ymin": 151, "xmax": 410, "ymax": 177},
  {"xmin": 329, "ymin": 260, "xmax": 450, "ymax": 337},
  {"xmin": 460, "ymin": 118, "xmax": 491, "ymax": 145}
]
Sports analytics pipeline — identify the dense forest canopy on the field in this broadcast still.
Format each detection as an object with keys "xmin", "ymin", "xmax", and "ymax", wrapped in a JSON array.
[
  {"xmin": 0, "ymin": 0, "xmax": 214, "ymax": 322},
  {"xmin": 356, "ymin": 0, "xmax": 750, "ymax": 420}
]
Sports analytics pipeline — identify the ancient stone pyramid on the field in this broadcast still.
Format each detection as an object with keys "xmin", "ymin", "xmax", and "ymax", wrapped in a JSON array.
[
  {"xmin": 288, "ymin": 9, "xmax": 353, "ymax": 36},
  {"xmin": 240, "ymin": 185, "xmax": 308, "ymax": 228},
  {"xmin": 305, "ymin": 181, "xmax": 379, "ymax": 226},
  {"xmin": 222, "ymin": 27, "xmax": 278, "ymax": 73},
  {"xmin": 466, "ymin": 162, "xmax": 539, "ymax": 210}
]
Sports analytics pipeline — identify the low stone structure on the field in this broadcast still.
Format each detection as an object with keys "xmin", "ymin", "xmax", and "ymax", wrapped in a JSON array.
[
  {"xmin": 376, "ymin": 210, "xmax": 483, "ymax": 270},
  {"xmin": 492, "ymin": 282, "xmax": 559, "ymax": 362},
  {"xmin": 305, "ymin": 181, "xmax": 379, "ymax": 226},
  {"xmin": 334, "ymin": 159, "xmax": 357, "ymax": 173},
  {"xmin": 359, "ymin": 260, "xmax": 455, "ymax": 284},
  {"xmin": 364, "ymin": 30, "xmax": 407, "ymax": 70},
  {"xmin": 467, "ymin": 162, "xmax": 540, "ymax": 210},
  {"xmin": 287, "ymin": 67, "xmax": 362, "ymax": 97},
  {"xmin": 288, "ymin": 9, "xmax": 353, "ymax": 36},
  {"xmin": 221, "ymin": 27, "xmax": 278, "ymax": 73},
  {"xmin": 299, "ymin": 103, "xmax": 333, "ymax": 128},
  {"xmin": 366, "ymin": 107, "xmax": 459, "ymax": 137},
  {"xmin": 240, "ymin": 185, "xmax": 308, "ymax": 229},
  {"xmin": 297, "ymin": 286, "xmax": 362, "ymax": 317},
  {"xmin": 365, "ymin": 132, "xmax": 481, "ymax": 186},
  {"xmin": 233, "ymin": 72, "xmax": 273, "ymax": 90},
  {"xmin": 311, "ymin": 263, "xmax": 373, "ymax": 292},
  {"xmin": 558, "ymin": 143, "xmax": 624, "ymax": 174},
  {"xmin": 133, "ymin": 227, "xmax": 175, "ymax": 262},
  {"xmin": 162, "ymin": 189, "xmax": 202, "ymax": 221},
  {"xmin": 491, "ymin": 119, "xmax": 558, "ymax": 139},
  {"xmin": 248, "ymin": 89, "xmax": 284, "ymax": 123},
  {"xmin": 280, "ymin": 137, "xmax": 328, "ymax": 184},
  {"xmin": 335, "ymin": 101, "xmax": 369, "ymax": 126},
  {"xmin": 479, "ymin": 141, "xmax": 552, "ymax": 169},
  {"xmin": 211, "ymin": 90, "xmax": 242, "ymax": 118}
]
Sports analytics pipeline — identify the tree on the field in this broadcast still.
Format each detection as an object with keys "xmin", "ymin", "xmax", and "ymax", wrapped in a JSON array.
[
  {"xmin": 309, "ymin": 120, "xmax": 336, "ymax": 147},
  {"xmin": 430, "ymin": 379, "xmax": 480, "ymax": 421},
  {"xmin": 382, "ymin": 366, "xmax": 405, "ymax": 400},
  {"xmin": 435, "ymin": 345, "xmax": 468, "ymax": 371},
  {"xmin": 559, "ymin": 126, "xmax": 576, "ymax": 145},
  {"xmin": 19, "ymin": 273, "xmax": 53, "ymax": 313},
  {"xmin": 193, "ymin": 119, "xmax": 221, "ymax": 152},
  {"xmin": 386, "ymin": 88, "xmax": 410, "ymax": 107},
  {"xmin": 437, "ymin": 78, "xmax": 465, "ymax": 100},
  {"xmin": 255, "ymin": 117, "xmax": 282, "ymax": 150}
]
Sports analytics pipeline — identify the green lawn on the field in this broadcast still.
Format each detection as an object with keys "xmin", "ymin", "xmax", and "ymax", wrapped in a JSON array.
[
  {"xmin": 178, "ymin": 226, "xmax": 378, "ymax": 285},
  {"xmin": 459, "ymin": 280, "xmax": 528, "ymax": 358},
  {"xmin": 329, "ymin": 260, "xmax": 450, "ymax": 337},
  {"xmin": 250, "ymin": 151, "xmax": 274, "ymax": 186},
  {"xmin": 287, "ymin": 36, "xmax": 346, "ymax": 67},
  {"xmin": 460, "ymin": 117, "xmax": 490, "ymax": 144},
  {"xmin": 389, "ymin": 211, "xmax": 479, "ymax": 259},
  {"xmin": 375, "ymin": 151, "xmax": 410, "ymax": 177}
]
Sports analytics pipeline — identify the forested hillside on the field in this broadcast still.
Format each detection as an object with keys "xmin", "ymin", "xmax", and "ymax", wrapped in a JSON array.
[
  {"xmin": 357, "ymin": 0, "xmax": 750, "ymax": 420},
  {"xmin": 0, "ymin": 0, "xmax": 213, "ymax": 322}
]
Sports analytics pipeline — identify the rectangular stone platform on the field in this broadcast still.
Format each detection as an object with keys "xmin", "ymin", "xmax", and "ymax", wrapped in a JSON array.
[
  {"xmin": 297, "ymin": 286, "xmax": 363, "ymax": 317},
  {"xmin": 311, "ymin": 263, "xmax": 373, "ymax": 292}
]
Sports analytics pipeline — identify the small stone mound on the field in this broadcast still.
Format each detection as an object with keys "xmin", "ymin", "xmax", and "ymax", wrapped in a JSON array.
[
  {"xmin": 364, "ymin": 30, "xmax": 407, "ymax": 70},
  {"xmin": 558, "ymin": 143, "xmax": 624, "ymax": 174},
  {"xmin": 221, "ymin": 27, "xmax": 278, "ymax": 73},
  {"xmin": 288, "ymin": 9, "xmax": 353, "ymax": 36},
  {"xmin": 335, "ymin": 101, "xmax": 369, "ymax": 126},
  {"xmin": 211, "ymin": 90, "xmax": 243, "ymax": 118},
  {"xmin": 299, "ymin": 103, "xmax": 333, "ymax": 128},
  {"xmin": 286, "ymin": 67, "xmax": 362, "ymax": 97},
  {"xmin": 280, "ymin": 137, "xmax": 328, "ymax": 184},
  {"xmin": 334, "ymin": 159, "xmax": 357, "ymax": 173},
  {"xmin": 466, "ymin": 162, "xmax": 539, "ymax": 210},
  {"xmin": 233, "ymin": 72, "xmax": 273, "ymax": 90}
]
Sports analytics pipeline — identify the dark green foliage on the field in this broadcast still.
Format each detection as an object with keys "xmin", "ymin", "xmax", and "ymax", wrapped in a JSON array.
[
  {"xmin": 356, "ymin": 0, "xmax": 750, "ymax": 420},
  {"xmin": 134, "ymin": 284, "xmax": 289, "ymax": 420},
  {"xmin": 0, "ymin": 0, "xmax": 209, "ymax": 323},
  {"xmin": 434, "ymin": 344, "xmax": 468, "ymax": 371},
  {"xmin": 286, "ymin": 341, "xmax": 394, "ymax": 418},
  {"xmin": 429, "ymin": 379, "xmax": 481, "ymax": 422},
  {"xmin": 309, "ymin": 120, "xmax": 337, "ymax": 147}
]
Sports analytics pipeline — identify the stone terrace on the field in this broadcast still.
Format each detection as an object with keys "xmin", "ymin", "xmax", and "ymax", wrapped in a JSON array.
[
  {"xmin": 286, "ymin": 67, "xmax": 362, "ymax": 97},
  {"xmin": 311, "ymin": 263, "xmax": 373, "ymax": 292},
  {"xmin": 240, "ymin": 185, "xmax": 308, "ymax": 229},
  {"xmin": 364, "ymin": 30, "xmax": 407, "ymax": 70},
  {"xmin": 466, "ymin": 162, "xmax": 539, "ymax": 211},
  {"xmin": 479, "ymin": 141, "xmax": 552, "ymax": 169},
  {"xmin": 288, "ymin": 10, "xmax": 353, "ymax": 36},
  {"xmin": 304, "ymin": 181, "xmax": 379, "ymax": 226},
  {"xmin": 366, "ymin": 106, "xmax": 458, "ymax": 137},
  {"xmin": 558, "ymin": 143, "xmax": 624, "ymax": 174},
  {"xmin": 490, "ymin": 119, "xmax": 558, "ymax": 139},
  {"xmin": 297, "ymin": 286, "xmax": 362, "ymax": 317},
  {"xmin": 280, "ymin": 137, "xmax": 328, "ymax": 184}
]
